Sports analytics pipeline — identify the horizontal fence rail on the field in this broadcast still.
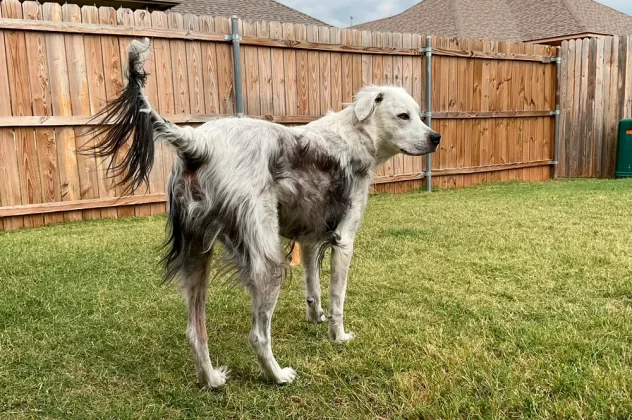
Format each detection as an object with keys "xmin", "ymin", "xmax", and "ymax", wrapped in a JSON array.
[
  {"xmin": 0, "ymin": 17, "xmax": 559, "ymax": 61},
  {"xmin": 0, "ymin": 0, "xmax": 558, "ymax": 231}
]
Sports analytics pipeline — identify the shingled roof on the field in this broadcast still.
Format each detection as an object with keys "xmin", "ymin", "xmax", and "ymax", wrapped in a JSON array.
[
  {"xmin": 355, "ymin": 0, "xmax": 632, "ymax": 42},
  {"xmin": 169, "ymin": 0, "xmax": 329, "ymax": 26}
]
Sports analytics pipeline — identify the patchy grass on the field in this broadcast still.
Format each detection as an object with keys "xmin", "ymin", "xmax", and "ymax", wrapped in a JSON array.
[{"xmin": 1, "ymin": 179, "xmax": 632, "ymax": 419}]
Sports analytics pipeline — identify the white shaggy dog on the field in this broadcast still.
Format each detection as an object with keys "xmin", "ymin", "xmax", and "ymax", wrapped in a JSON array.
[{"xmin": 88, "ymin": 38, "xmax": 441, "ymax": 388}]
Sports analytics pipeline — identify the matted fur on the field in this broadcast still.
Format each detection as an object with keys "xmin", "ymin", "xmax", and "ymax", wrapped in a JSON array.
[{"xmin": 86, "ymin": 38, "xmax": 441, "ymax": 388}]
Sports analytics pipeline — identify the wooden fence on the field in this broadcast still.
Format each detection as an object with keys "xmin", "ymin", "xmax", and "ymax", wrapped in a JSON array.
[
  {"xmin": 558, "ymin": 35, "xmax": 631, "ymax": 178},
  {"xmin": 0, "ymin": 0, "xmax": 558, "ymax": 231}
]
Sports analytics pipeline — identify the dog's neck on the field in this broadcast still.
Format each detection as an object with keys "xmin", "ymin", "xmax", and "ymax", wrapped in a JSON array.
[{"xmin": 314, "ymin": 107, "xmax": 400, "ymax": 168}]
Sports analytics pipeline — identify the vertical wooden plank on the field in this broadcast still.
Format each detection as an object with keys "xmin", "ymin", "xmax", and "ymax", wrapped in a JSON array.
[
  {"xmin": 152, "ymin": 11, "xmax": 177, "ymax": 190},
  {"xmin": 544, "ymin": 45, "xmax": 556, "ymax": 180},
  {"xmin": 592, "ymin": 38, "xmax": 605, "ymax": 178},
  {"xmin": 237, "ymin": 19, "xmax": 247, "ymax": 115},
  {"xmin": 151, "ymin": 11, "xmax": 175, "ymax": 116},
  {"xmin": 99, "ymin": 7, "xmax": 129, "ymax": 218},
  {"xmin": 402, "ymin": 33, "xmax": 415, "ymax": 176},
  {"xmin": 564, "ymin": 40, "xmax": 577, "ymax": 177},
  {"xmin": 0, "ymin": 3, "xmax": 23, "ymax": 230},
  {"xmin": 446, "ymin": 38, "xmax": 459, "ymax": 188},
  {"xmin": 168, "ymin": 12, "xmax": 191, "ymax": 115},
  {"xmin": 282, "ymin": 22, "xmax": 297, "ymax": 115},
  {"xmin": 569, "ymin": 39, "xmax": 583, "ymax": 177},
  {"xmin": 392, "ymin": 33, "xmax": 406, "ymax": 181},
  {"xmin": 270, "ymin": 21, "xmax": 286, "ymax": 116},
  {"xmin": 62, "ymin": 3, "xmax": 101, "ymax": 220},
  {"xmin": 507, "ymin": 42, "xmax": 519, "ymax": 181},
  {"xmin": 612, "ymin": 36, "xmax": 628, "ymax": 177},
  {"xmin": 256, "ymin": 20, "xmax": 274, "ymax": 116},
  {"xmin": 478, "ymin": 40, "xmax": 492, "ymax": 184},
  {"xmin": 183, "ymin": 14, "xmax": 205, "ymax": 115},
  {"xmin": 381, "ymin": 32, "xmax": 394, "ymax": 179},
  {"xmin": 306, "ymin": 25, "xmax": 320, "ymax": 117},
  {"xmin": 43, "ymin": 2, "xmax": 82, "ymax": 222},
  {"xmin": 242, "ymin": 20, "xmax": 260, "ymax": 115},
  {"xmin": 452, "ymin": 39, "xmax": 463, "ymax": 187},
  {"xmin": 626, "ymin": 35, "xmax": 632, "ymax": 120},
  {"xmin": 541, "ymin": 45, "xmax": 552, "ymax": 180},
  {"xmin": 352, "ymin": 29, "xmax": 362, "ymax": 95},
  {"xmin": 471, "ymin": 39, "xmax": 484, "ymax": 186},
  {"xmin": 583, "ymin": 40, "xmax": 597, "ymax": 177},
  {"xmin": 115, "ymin": 7, "xmax": 140, "ymax": 218},
  {"xmin": 319, "ymin": 26, "xmax": 331, "ymax": 113},
  {"xmin": 606, "ymin": 36, "xmax": 628, "ymax": 177},
  {"xmin": 412, "ymin": 33, "xmax": 424, "ymax": 177},
  {"xmin": 81, "ymin": 6, "xmax": 117, "ymax": 220},
  {"xmin": 531, "ymin": 45, "xmax": 545, "ymax": 181},
  {"xmin": 23, "ymin": 1, "xmax": 62, "ymax": 226},
  {"xmin": 135, "ymin": 8, "xmax": 165, "ymax": 215},
  {"xmin": 593, "ymin": 38, "xmax": 608, "ymax": 178},
  {"xmin": 341, "ymin": 29, "xmax": 353, "ymax": 106},
  {"xmin": 575, "ymin": 38, "xmax": 590, "ymax": 177},
  {"xmin": 199, "ymin": 16, "xmax": 220, "ymax": 116},
  {"xmin": 492, "ymin": 41, "xmax": 507, "ymax": 182},
  {"xmin": 371, "ymin": 31, "xmax": 384, "ymax": 90},
  {"xmin": 370, "ymin": 31, "xmax": 385, "ymax": 177},
  {"xmin": 558, "ymin": 41, "xmax": 569, "ymax": 177},
  {"xmin": 462, "ymin": 38, "xmax": 474, "ymax": 187},
  {"xmin": 434, "ymin": 36, "xmax": 447, "ymax": 188},
  {"xmin": 295, "ymin": 24, "xmax": 308, "ymax": 115},
  {"xmin": 382, "ymin": 32, "xmax": 393, "ymax": 87},
  {"xmin": 213, "ymin": 17, "xmax": 234, "ymax": 115},
  {"xmin": 512, "ymin": 42, "xmax": 525, "ymax": 181},
  {"xmin": 330, "ymin": 27, "xmax": 342, "ymax": 112},
  {"xmin": 600, "ymin": 37, "xmax": 615, "ymax": 177},
  {"xmin": 522, "ymin": 42, "xmax": 536, "ymax": 181},
  {"xmin": 3, "ymin": 0, "xmax": 43, "ymax": 228}
]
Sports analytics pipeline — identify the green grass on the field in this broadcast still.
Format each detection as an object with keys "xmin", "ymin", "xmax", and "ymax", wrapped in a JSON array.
[{"xmin": 1, "ymin": 179, "xmax": 632, "ymax": 419}]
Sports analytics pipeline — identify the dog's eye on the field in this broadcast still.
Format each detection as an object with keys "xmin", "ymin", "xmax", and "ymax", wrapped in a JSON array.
[{"xmin": 397, "ymin": 113, "xmax": 410, "ymax": 120}]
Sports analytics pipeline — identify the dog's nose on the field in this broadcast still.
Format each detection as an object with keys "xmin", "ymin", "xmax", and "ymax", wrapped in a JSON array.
[{"xmin": 430, "ymin": 132, "xmax": 441, "ymax": 146}]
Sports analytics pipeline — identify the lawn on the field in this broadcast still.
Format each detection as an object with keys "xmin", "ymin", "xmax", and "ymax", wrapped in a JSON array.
[{"xmin": 1, "ymin": 179, "xmax": 631, "ymax": 419}]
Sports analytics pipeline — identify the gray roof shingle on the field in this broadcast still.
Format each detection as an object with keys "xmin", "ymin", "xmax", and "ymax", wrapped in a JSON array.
[
  {"xmin": 355, "ymin": 0, "xmax": 632, "ymax": 41},
  {"xmin": 169, "ymin": 0, "xmax": 329, "ymax": 26}
]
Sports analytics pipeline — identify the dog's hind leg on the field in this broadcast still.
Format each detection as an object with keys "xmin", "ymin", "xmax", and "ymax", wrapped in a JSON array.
[
  {"xmin": 234, "ymin": 199, "xmax": 296, "ymax": 384},
  {"xmin": 247, "ymin": 272, "xmax": 296, "ymax": 385},
  {"xmin": 178, "ymin": 247, "xmax": 229, "ymax": 389},
  {"xmin": 300, "ymin": 243, "xmax": 326, "ymax": 324}
]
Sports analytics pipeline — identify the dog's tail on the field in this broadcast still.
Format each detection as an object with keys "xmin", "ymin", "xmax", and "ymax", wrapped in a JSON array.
[{"xmin": 84, "ymin": 37, "xmax": 200, "ymax": 194}]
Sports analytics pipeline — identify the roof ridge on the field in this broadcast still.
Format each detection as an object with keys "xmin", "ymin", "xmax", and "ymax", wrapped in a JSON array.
[
  {"xmin": 560, "ymin": 0, "xmax": 587, "ymax": 32},
  {"xmin": 273, "ymin": 0, "xmax": 330, "ymax": 27},
  {"xmin": 355, "ymin": 0, "xmax": 429, "ymax": 28}
]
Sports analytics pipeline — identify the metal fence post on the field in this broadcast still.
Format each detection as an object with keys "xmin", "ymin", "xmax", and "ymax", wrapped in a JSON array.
[
  {"xmin": 424, "ymin": 36, "xmax": 433, "ymax": 192},
  {"xmin": 228, "ymin": 16, "xmax": 244, "ymax": 117},
  {"xmin": 553, "ymin": 51, "xmax": 562, "ymax": 178}
]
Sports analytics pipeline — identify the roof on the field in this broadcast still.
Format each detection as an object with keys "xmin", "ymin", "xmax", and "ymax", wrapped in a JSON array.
[
  {"xmin": 354, "ymin": 0, "xmax": 632, "ymax": 42},
  {"xmin": 169, "ymin": 0, "xmax": 330, "ymax": 26}
]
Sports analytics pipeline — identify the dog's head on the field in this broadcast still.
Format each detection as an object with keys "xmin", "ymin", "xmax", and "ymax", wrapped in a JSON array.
[{"xmin": 353, "ymin": 85, "xmax": 440, "ymax": 157}]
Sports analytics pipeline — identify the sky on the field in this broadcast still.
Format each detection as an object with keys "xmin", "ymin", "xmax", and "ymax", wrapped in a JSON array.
[{"xmin": 278, "ymin": 0, "xmax": 632, "ymax": 28}]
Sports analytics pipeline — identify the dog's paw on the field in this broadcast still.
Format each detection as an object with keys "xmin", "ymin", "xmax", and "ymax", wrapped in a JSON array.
[
  {"xmin": 274, "ymin": 367, "xmax": 297, "ymax": 385},
  {"xmin": 306, "ymin": 308, "xmax": 327, "ymax": 324},
  {"xmin": 329, "ymin": 329, "xmax": 355, "ymax": 343},
  {"xmin": 200, "ymin": 366, "xmax": 230, "ymax": 389}
]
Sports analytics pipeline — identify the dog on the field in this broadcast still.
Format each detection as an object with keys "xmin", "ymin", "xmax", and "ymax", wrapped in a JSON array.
[{"xmin": 87, "ymin": 38, "xmax": 440, "ymax": 388}]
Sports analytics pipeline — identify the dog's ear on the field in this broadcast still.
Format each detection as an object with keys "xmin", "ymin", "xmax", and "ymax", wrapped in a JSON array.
[{"xmin": 354, "ymin": 87, "xmax": 384, "ymax": 122}]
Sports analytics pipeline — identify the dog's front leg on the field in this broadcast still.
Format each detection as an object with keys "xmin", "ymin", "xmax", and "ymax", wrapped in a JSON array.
[
  {"xmin": 328, "ymin": 241, "xmax": 356, "ymax": 342},
  {"xmin": 300, "ymin": 243, "xmax": 327, "ymax": 323}
]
